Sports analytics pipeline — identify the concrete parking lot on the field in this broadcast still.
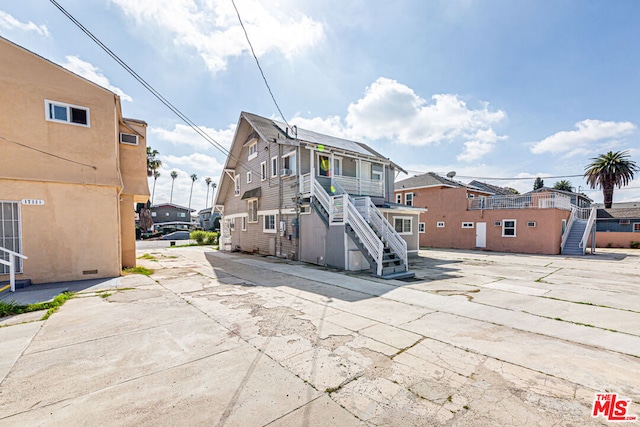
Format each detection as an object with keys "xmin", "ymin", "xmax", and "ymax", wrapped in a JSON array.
[{"xmin": 1, "ymin": 247, "xmax": 638, "ymax": 426}]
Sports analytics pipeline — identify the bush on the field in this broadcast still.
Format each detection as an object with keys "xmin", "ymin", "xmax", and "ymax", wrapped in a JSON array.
[
  {"xmin": 631, "ymin": 241, "xmax": 640, "ymax": 249},
  {"xmin": 204, "ymin": 231, "xmax": 219, "ymax": 245},
  {"xmin": 190, "ymin": 230, "xmax": 207, "ymax": 244}
]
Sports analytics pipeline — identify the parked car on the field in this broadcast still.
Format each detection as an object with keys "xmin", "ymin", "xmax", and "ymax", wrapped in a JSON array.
[{"xmin": 161, "ymin": 231, "xmax": 190, "ymax": 240}]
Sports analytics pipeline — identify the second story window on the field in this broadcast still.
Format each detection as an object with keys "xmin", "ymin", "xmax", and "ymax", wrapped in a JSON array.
[
  {"xmin": 405, "ymin": 193, "xmax": 413, "ymax": 206},
  {"xmin": 45, "ymin": 100, "xmax": 90, "ymax": 127},
  {"xmin": 248, "ymin": 141, "xmax": 258, "ymax": 160},
  {"xmin": 234, "ymin": 176, "xmax": 240, "ymax": 196}
]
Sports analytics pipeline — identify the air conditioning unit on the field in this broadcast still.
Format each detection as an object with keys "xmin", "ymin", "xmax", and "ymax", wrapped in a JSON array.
[{"xmin": 280, "ymin": 168, "xmax": 292, "ymax": 177}]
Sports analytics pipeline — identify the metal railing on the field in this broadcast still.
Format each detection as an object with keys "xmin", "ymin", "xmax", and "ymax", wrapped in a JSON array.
[
  {"xmin": 358, "ymin": 196, "xmax": 407, "ymax": 271},
  {"xmin": 580, "ymin": 206, "xmax": 598, "ymax": 252},
  {"xmin": 333, "ymin": 175, "xmax": 384, "ymax": 198},
  {"xmin": 561, "ymin": 207, "xmax": 577, "ymax": 253},
  {"xmin": 469, "ymin": 193, "xmax": 572, "ymax": 211},
  {"xmin": 0, "ymin": 247, "xmax": 28, "ymax": 292}
]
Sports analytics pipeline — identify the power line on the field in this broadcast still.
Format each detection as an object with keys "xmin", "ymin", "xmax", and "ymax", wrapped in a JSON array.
[
  {"xmin": 0, "ymin": 135, "xmax": 97, "ymax": 169},
  {"xmin": 231, "ymin": 0, "xmax": 290, "ymax": 129},
  {"xmin": 403, "ymin": 169, "xmax": 585, "ymax": 181}
]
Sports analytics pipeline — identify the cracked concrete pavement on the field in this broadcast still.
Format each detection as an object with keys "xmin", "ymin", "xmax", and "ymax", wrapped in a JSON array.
[{"xmin": 1, "ymin": 247, "xmax": 639, "ymax": 426}]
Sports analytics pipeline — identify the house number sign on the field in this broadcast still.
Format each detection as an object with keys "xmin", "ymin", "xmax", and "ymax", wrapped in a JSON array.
[{"xmin": 21, "ymin": 199, "xmax": 45, "ymax": 205}]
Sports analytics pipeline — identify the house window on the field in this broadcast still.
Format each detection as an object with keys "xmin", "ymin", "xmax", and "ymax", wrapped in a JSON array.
[
  {"xmin": 494, "ymin": 221, "xmax": 501, "ymax": 226},
  {"xmin": 396, "ymin": 194, "xmax": 402, "ymax": 204},
  {"xmin": 527, "ymin": 221, "xmax": 537, "ymax": 227},
  {"xmin": 248, "ymin": 199, "xmax": 258, "ymax": 223},
  {"xmin": 241, "ymin": 216, "xmax": 247, "ymax": 231},
  {"xmin": 271, "ymin": 156, "xmax": 278, "ymax": 178},
  {"xmin": 372, "ymin": 164, "xmax": 383, "ymax": 181},
  {"xmin": 333, "ymin": 158, "xmax": 342, "ymax": 176},
  {"xmin": 502, "ymin": 219, "xmax": 516, "ymax": 237},
  {"xmin": 393, "ymin": 217, "xmax": 412, "ymax": 235},
  {"xmin": 462, "ymin": 222, "xmax": 474, "ymax": 228},
  {"xmin": 419, "ymin": 222, "xmax": 425, "ymax": 233},
  {"xmin": 120, "ymin": 133, "xmax": 138, "ymax": 145},
  {"xmin": 151, "ymin": 212, "xmax": 157, "ymax": 217},
  {"xmin": 318, "ymin": 155, "xmax": 341, "ymax": 176},
  {"xmin": 0, "ymin": 201, "xmax": 22, "ymax": 274},
  {"xmin": 247, "ymin": 171, "xmax": 252, "ymax": 184},
  {"xmin": 437, "ymin": 221, "xmax": 445, "ymax": 228},
  {"xmin": 405, "ymin": 193, "xmax": 413, "ymax": 206},
  {"xmin": 264, "ymin": 214, "xmax": 276, "ymax": 233},
  {"xmin": 234, "ymin": 176, "xmax": 240, "ymax": 196},
  {"xmin": 468, "ymin": 194, "xmax": 475, "ymax": 199},
  {"xmin": 45, "ymin": 100, "xmax": 89, "ymax": 126},
  {"xmin": 282, "ymin": 152, "xmax": 296, "ymax": 176},
  {"xmin": 260, "ymin": 161, "xmax": 267, "ymax": 181},
  {"xmin": 178, "ymin": 212, "xmax": 186, "ymax": 218},
  {"xmin": 634, "ymin": 223, "xmax": 640, "ymax": 232},
  {"xmin": 619, "ymin": 219, "xmax": 630, "ymax": 225},
  {"xmin": 248, "ymin": 141, "xmax": 258, "ymax": 161},
  {"xmin": 229, "ymin": 218, "xmax": 235, "ymax": 231}
]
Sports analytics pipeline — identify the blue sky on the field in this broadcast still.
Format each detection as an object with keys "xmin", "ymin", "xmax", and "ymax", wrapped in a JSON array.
[{"xmin": 2, "ymin": 0, "xmax": 639, "ymax": 210}]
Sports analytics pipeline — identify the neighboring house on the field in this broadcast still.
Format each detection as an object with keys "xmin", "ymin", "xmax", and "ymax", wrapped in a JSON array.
[
  {"xmin": 595, "ymin": 207, "xmax": 640, "ymax": 248},
  {"xmin": 0, "ymin": 37, "xmax": 149, "ymax": 285},
  {"xmin": 197, "ymin": 207, "xmax": 221, "ymax": 231},
  {"xmin": 529, "ymin": 187, "xmax": 592, "ymax": 209},
  {"xmin": 214, "ymin": 112, "xmax": 419, "ymax": 278},
  {"xmin": 468, "ymin": 180, "xmax": 518, "ymax": 196},
  {"xmin": 150, "ymin": 203, "xmax": 195, "ymax": 232},
  {"xmin": 395, "ymin": 172, "xmax": 589, "ymax": 255}
]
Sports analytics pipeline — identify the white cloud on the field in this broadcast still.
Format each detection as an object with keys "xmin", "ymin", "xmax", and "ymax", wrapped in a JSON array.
[
  {"xmin": 530, "ymin": 119, "xmax": 637, "ymax": 156},
  {"xmin": 61, "ymin": 56, "xmax": 132, "ymax": 102},
  {"xmin": 0, "ymin": 11, "xmax": 49, "ymax": 36},
  {"xmin": 289, "ymin": 114, "xmax": 347, "ymax": 139},
  {"xmin": 108, "ymin": 0, "xmax": 324, "ymax": 73},
  {"xmin": 150, "ymin": 123, "xmax": 236, "ymax": 151}
]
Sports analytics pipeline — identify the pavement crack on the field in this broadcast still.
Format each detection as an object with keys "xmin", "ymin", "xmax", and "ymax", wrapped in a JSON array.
[{"xmin": 391, "ymin": 336, "xmax": 426, "ymax": 359}]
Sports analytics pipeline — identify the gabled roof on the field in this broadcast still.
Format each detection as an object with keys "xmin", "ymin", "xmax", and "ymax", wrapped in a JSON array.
[
  {"xmin": 597, "ymin": 207, "xmax": 640, "ymax": 219},
  {"xmin": 468, "ymin": 180, "xmax": 516, "ymax": 196},
  {"xmin": 395, "ymin": 172, "xmax": 489, "ymax": 193}
]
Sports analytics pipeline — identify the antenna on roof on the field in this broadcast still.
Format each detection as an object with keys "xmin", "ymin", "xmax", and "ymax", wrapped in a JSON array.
[{"xmin": 446, "ymin": 171, "xmax": 456, "ymax": 179}]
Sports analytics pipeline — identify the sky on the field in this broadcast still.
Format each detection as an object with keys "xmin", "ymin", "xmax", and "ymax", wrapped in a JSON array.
[{"xmin": 2, "ymin": 0, "xmax": 640, "ymax": 211}]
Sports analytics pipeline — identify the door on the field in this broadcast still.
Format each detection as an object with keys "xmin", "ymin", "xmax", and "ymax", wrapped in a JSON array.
[{"xmin": 476, "ymin": 222, "xmax": 486, "ymax": 248}]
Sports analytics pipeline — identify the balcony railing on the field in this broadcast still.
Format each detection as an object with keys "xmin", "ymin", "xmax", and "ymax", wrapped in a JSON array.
[
  {"xmin": 300, "ymin": 173, "xmax": 383, "ymax": 198},
  {"xmin": 468, "ymin": 193, "xmax": 572, "ymax": 211}
]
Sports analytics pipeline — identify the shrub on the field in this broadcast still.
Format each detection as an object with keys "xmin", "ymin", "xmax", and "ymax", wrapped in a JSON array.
[
  {"xmin": 190, "ymin": 230, "xmax": 207, "ymax": 244},
  {"xmin": 204, "ymin": 231, "xmax": 219, "ymax": 245},
  {"xmin": 631, "ymin": 241, "xmax": 640, "ymax": 249}
]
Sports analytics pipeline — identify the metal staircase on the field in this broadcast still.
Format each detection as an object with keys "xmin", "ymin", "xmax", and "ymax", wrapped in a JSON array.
[
  {"xmin": 561, "ymin": 206, "xmax": 597, "ymax": 256},
  {"xmin": 561, "ymin": 220, "xmax": 587, "ymax": 255}
]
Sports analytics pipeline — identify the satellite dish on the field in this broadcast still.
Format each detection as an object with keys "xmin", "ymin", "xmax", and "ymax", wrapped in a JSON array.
[{"xmin": 446, "ymin": 171, "xmax": 456, "ymax": 179}]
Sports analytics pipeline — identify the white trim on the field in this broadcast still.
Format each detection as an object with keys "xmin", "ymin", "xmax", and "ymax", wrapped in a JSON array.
[
  {"xmin": 241, "ymin": 216, "xmax": 247, "ymax": 231},
  {"xmin": 119, "ymin": 132, "xmax": 138, "ymax": 145},
  {"xmin": 223, "ymin": 213, "xmax": 248, "ymax": 220},
  {"xmin": 258, "ymin": 208, "xmax": 295, "ymax": 216},
  {"xmin": 633, "ymin": 223, "xmax": 640, "ymax": 232},
  {"xmin": 419, "ymin": 222, "xmax": 425, "ymax": 233},
  {"xmin": 44, "ymin": 99, "xmax": 90, "ymax": 127},
  {"xmin": 502, "ymin": 219, "xmax": 517, "ymax": 237},
  {"xmin": 405, "ymin": 193, "xmax": 413, "ymax": 206},
  {"xmin": 407, "ymin": 249, "xmax": 419, "ymax": 254},
  {"xmin": 396, "ymin": 193, "xmax": 402, "ymax": 204},
  {"xmin": 248, "ymin": 141, "xmax": 258, "ymax": 161},
  {"xmin": 260, "ymin": 161, "xmax": 267, "ymax": 181},
  {"xmin": 246, "ymin": 171, "xmax": 252, "ymax": 183},
  {"xmin": 271, "ymin": 156, "xmax": 278, "ymax": 177},
  {"xmin": 263, "ymin": 214, "xmax": 277, "ymax": 233},
  {"xmin": 247, "ymin": 198, "xmax": 258, "ymax": 223},
  {"xmin": 393, "ymin": 216, "xmax": 412, "ymax": 235},
  {"xmin": 437, "ymin": 221, "xmax": 445, "ymax": 228},
  {"xmin": 462, "ymin": 222, "xmax": 474, "ymax": 229}
]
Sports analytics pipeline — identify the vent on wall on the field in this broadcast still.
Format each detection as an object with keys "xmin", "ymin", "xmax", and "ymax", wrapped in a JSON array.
[
  {"xmin": 527, "ymin": 221, "xmax": 536, "ymax": 227},
  {"xmin": 494, "ymin": 221, "xmax": 502, "ymax": 226}
]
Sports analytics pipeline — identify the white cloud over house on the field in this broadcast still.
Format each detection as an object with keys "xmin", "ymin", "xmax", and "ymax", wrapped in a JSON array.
[
  {"xmin": 0, "ymin": 11, "xmax": 49, "ymax": 37},
  {"xmin": 61, "ymin": 56, "xmax": 132, "ymax": 102},
  {"xmin": 530, "ymin": 119, "xmax": 637, "ymax": 156},
  {"xmin": 109, "ymin": 0, "xmax": 324, "ymax": 73},
  {"xmin": 149, "ymin": 123, "xmax": 236, "ymax": 151}
]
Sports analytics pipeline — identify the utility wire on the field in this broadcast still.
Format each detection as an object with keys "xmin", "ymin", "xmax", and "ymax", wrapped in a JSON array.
[
  {"xmin": 231, "ymin": 0, "xmax": 290, "ymax": 129},
  {"xmin": 404, "ymin": 169, "xmax": 585, "ymax": 181},
  {"xmin": 1, "ymin": 135, "xmax": 97, "ymax": 169}
]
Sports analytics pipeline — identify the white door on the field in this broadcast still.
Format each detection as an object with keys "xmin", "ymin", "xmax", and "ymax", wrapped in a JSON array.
[{"xmin": 476, "ymin": 222, "xmax": 486, "ymax": 248}]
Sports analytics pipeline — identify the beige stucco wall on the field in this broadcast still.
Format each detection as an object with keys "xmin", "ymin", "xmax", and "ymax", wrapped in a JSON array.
[{"xmin": 119, "ymin": 119, "xmax": 149, "ymax": 201}]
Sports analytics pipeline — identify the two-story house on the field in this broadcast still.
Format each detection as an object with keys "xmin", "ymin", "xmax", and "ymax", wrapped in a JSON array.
[
  {"xmin": 214, "ymin": 112, "xmax": 420, "ymax": 278},
  {"xmin": 0, "ymin": 37, "xmax": 149, "ymax": 286},
  {"xmin": 149, "ymin": 203, "xmax": 195, "ymax": 233}
]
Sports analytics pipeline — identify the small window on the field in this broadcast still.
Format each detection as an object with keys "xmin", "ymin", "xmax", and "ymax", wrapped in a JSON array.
[
  {"xmin": 300, "ymin": 205, "xmax": 311, "ymax": 214},
  {"xmin": 405, "ymin": 193, "xmax": 413, "ymax": 206},
  {"xmin": 437, "ymin": 221, "xmax": 445, "ymax": 228},
  {"xmin": 502, "ymin": 220, "xmax": 516, "ymax": 237},
  {"xmin": 396, "ymin": 194, "xmax": 402, "ymax": 204},
  {"xmin": 393, "ymin": 217, "xmax": 412, "ymax": 234},
  {"xmin": 633, "ymin": 223, "xmax": 640, "ymax": 232},
  {"xmin": 229, "ymin": 218, "xmax": 235, "ymax": 231},
  {"xmin": 619, "ymin": 219, "xmax": 630, "ymax": 225},
  {"xmin": 165, "ymin": 212, "xmax": 170, "ymax": 217},
  {"xmin": 281, "ymin": 152, "xmax": 296, "ymax": 176},
  {"xmin": 494, "ymin": 221, "xmax": 501, "ymax": 226},
  {"xmin": 241, "ymin": 216, "xmax": 247, "ymax": 231},
  {"xmin": 248, "ymin": 199, "xmax": 258, "ymax": 223},
  {"xmin": 419, "ymin": 222, "xmax": 425, "ymax": 233},
  {"xmin": 462, "ymin": 222, "xmax": 474, "ymax": 228},
  {"xmin": 151, "ymin": 212, "xmax": 157, "ymax": 217},
  {"xmin": 260, "ymin": 161, "xmax": 267, "ymax": 181},
  {"xmin": 271, "ymin": 156, "xmax": 278, "ymax": 177},
  {"xmin": 234, "ymin": 176, "xmax": 240, "ymax": 196},
  {"xmin": 248, "ymin": 141, "xmax": 258, "ymax": 161},
  {"xmin": 468, "ymin": 194, "xmax": 475, "ymax": 199},
  {"xmin": 264, "ymin": 214, "xmax": 276, "ymax": 233},
  {"xmin": 527, "ymin": 221, "xmax": 537, "ymax": 227},
  {"xmin": 45, "ymin": 100, "xmax": 90, "ymax": 126},
  {"xmin": 178, "ymin": 212, "xmax": 186, "ymax": 218},
  {"xmin": 247, "ymin": 171, "xmax": 252, "ymax": 184},
  {"xmin": 120, "ymin": 133, "xmax": 138, "ymax": 145}
]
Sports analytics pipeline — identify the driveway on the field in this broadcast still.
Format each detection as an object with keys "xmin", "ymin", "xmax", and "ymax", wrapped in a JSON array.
[{"xmin": 0, "ymin": 247, "xmax": 638, "ymax": 426}]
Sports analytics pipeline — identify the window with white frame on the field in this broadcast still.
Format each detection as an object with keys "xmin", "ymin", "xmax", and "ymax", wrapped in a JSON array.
[
  {"xmin": 372, "ymin": 164, "xmax": 383, "ymax": 181},
  {"xmin": 282, "ymin": 152, "xmax": 296, "ymax": 175},
  {"xmin": 396, "ymin": 193, "xmax": 402, "ymax": 204},
  {"xmin": 271, "ymin": 156, "xmax": 278, "ymax": 177},
  {"xmin": 502, "ymin": 219, "xmax": 516, "ymax": 237},
  {"xmin": 178, "ymin": 212, "xmax": 186, "ymax": 218},
  {"xmin": 120, "ymin": 133, "xmax": 138, "ymax": 145},
  {"xmin": 260, "ymin": 161, "xmax": 267, "ymax": 181},
  {"xmin": 462, "ymin": 222, "xmax": 474, "ymax": 228},
  {"xmin": 0, "ymin": 201, "xmax": 22, "ymax": 274},
  {"xmin": 333, "ymin": 157, "xmax": 342, "ymax": 176},
  {"xmin": 405, "ymin": 193, "xmax": 413, "ymax": 206},
  {"xmin": 419, "ymin": 222, "xmax": 425, "ymax": 233},
  {"xmin": 234, "ymin": 176, "xmax": 240, "ymax": 196},
  {"xmin": 264, "ymin": 214, "xmax": 276, "ymax": 233},
  {"xmin": 437, "ymin": 221, "xmax": 445, "ymax": 228},
  {"xmin": 246, "ymin": 171, "xmax": 252, "ymax": 183},
  {"xmin": 633, "ymin": 223, "xmax": 640, "ymax": 232},
  {"xmin": 248, "ymin": 141, "xmax": 258, "ymax": 160},
  {"xmin": 151, "ymin": 212, "xmax": 157, "ymax": 217},
  {"xmin": 248, "ymin": 199, "xmax": 258, "ymax": 223},
  {"xmin": 241, "ymin": 216, "xmax": 247, "ymax": 231},
  {"xmin": 393, "ymin": 217, "xmax": 412, "ymax": 234},
  {"xmin": 45, "ymin": 100, "xmax": 90, "ymax": 126},
  {"xmin": 527, "ymin": 221, "xmax": 536, "ymax": 227}
]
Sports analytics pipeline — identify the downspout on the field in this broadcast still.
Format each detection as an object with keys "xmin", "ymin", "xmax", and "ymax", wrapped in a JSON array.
[
  {"xmin": 294, "ymin": 125, "xmax": 300, "ymax": 261},
  {"xmin": 114, "ymin": 96, "xmax": 126, "ymax": 270},
  {"xmin": 278, "ymin": 142, "xmax": 283, "ymax": 257}
]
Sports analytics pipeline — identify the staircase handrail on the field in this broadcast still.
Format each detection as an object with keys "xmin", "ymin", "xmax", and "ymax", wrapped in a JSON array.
[
  {"xmin": 561, "ymin": 206, "xmax": 577, "ymax": 252},
  {"xmin": 0, "ymin": 246, "xmax": 28, "ymax": 292},
  {"xmin": 344, "ymin": 197, "xmax": 385, "ymax": 276},
  {"xmin": 579, "ymin": 206, "xmax": 597, "ymax": 252},
  {"xmin": 312, "ymin": 178, "xmax": 331, "ymax": 215},
  {"xmin": 365, "ymin": 197, "xmax": 408, "ymax": 270}
]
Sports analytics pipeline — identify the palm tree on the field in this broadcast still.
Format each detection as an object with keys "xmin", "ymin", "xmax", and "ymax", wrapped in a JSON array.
[
  {"xmin": 146, "ymin": 147, "xmax": 162, "ymax": 177},
  {"xmin": 584, "ymin": 150, "xmax": 639, "ymax": 208},
  {"xmin": 188, "ymin": 174, "xmax": 198, "ymax": 214},
  {"xmin": 170, "ymin": 171, "xmax": 178, "ymax": 203},
  {"xmin": 204, "ymin": 177, "xmax": 212, "ymax": 208},
  {"xmin": 553, "ymin": 180, "xmax": 573, "ymax": 192},
  {"xmin": 211, "ymin": 182, "xmax": 217, "ymax": 208},
  {"xmin": 151, "ymin": 171, "xmax": 160, "ymax": 204}
]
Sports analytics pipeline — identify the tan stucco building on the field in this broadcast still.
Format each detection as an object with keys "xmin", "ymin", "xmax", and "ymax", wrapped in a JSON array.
[{"xmin": 0, "ymin": 37, "xmax": 149, "ymax": 284}]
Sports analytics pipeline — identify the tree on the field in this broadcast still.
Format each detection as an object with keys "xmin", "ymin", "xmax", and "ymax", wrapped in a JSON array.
[
  {"xmin": 553, "ymin": 180, "xmax": 573, "ymax": 192},
  {"xmin": 188, "ymin": 174, "xmax": 198, "ymax": 214},
  {"xmin": 204, "ymin": 177, "xmax": 212, "ymax": 208},
  {"xmin": 533, "ymin": 177, "xmax": 544, "ymax": 191},
  {"xmin": 151, "ymin": 171, "xmax": 160, "ymax": 205},
  {"xmin": 584, "ymin": 150, "xmax": 639, "ymax": 208},
  {"xmin": 170, "ymin": 171, "xmax": 178, "ymax": 203},
  {"xmin": 211, "ymin": 182, "xmax": 217, "ymax": 207},
  {"xmin": 146, "ymin": 147, "xmax": 162, "ymax": 177}
]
